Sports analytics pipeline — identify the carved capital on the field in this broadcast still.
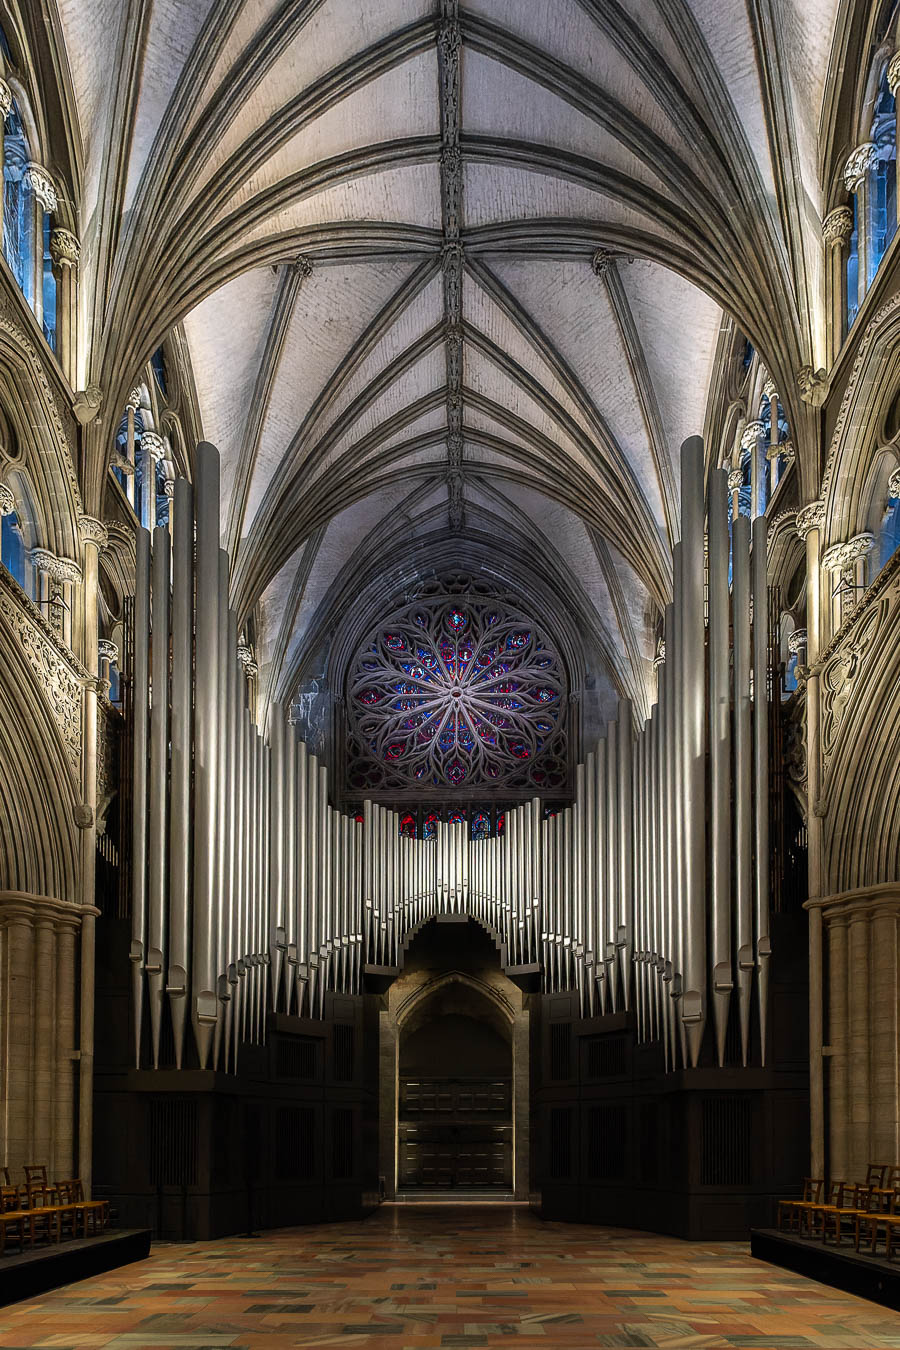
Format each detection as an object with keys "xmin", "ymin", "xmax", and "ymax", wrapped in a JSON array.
[
  {"xmin": 23, "ymin": 162, "xmax": 58, "ymax": 212},
  {"xmin": 888, "ymin": 50, "xmax": 900, "ymax": 97},
  {"xmin": 97, "ymin": 638, "xmax": 118, "ymax": 666},
  {"xmin": 0, "ymin": 482, "xmax": 14, "ymax": 516},
  {"xmin": 591, "ymin": 247, "xmax": 633, "ymax": 277},
  {"xmin": 49, "ymin": 227, "xmax": 79, "ymax": 268},
  {"xmin": 237, "ymin": 644, "xmax": 257, "ymax": 679},
  {"xmin": 727, "ymin": 469, "xmax": 744, "ymax": 492},
  {"xmin": 767, "ymin": 436, "xmax": 793, "ymax": 462},
  {"xmin": 762, "ymin": 377, "xmax": 777, "ymax": 401},
  {"xmin": 822, "ymin": 531, "xmax": 875, "ymax": 570},
  {"xmin": 653, "ymin": 641, "xmax": 666, "ymax": 668},
  {"xmin": 740, "ymin": 418, "xmax": 766, "ymax": 450},
  {"xmin": 797, "ymin": 364, "xmax": 827, "ymax": 406},
  {"xmin": 787, "ymin": 627, "xmax": 808, "ymax": 655},
  {"xmin": 843, "ymin": 141, "xmax": 878, "ymax": 192},
  {"xmin": 0, "ymin": 78, "xmax": 13, "ymax": 121},
  {"xmin": 823, "ymin": 205, "xmax": 854, "ymax": 246},
  {"xmin": 72, "ymin": 803, "xmax": 93, "ymax": 829},
  {"xmin": 889, "ymin": 465, "xmax": 900, "ymax": 499},
  {"xmin": 31, "ymin": 547, "xmax": 81, "ymax": 585},
  {"xmin": 796, "ymin": 499, "xmax": 826, "ymax": 540},
  {"xmin": 125, "ymin": 386, "xmax": 142, "ymax": 412},
  {"xmin": 292, "ymin": 254, "xmax": 312, "ymax": 279},
  {"xmin": 162, "ymin": 477, "xmax": 176, "ymax": 498},
  {"xmin": 78, "ymin": 515, "xmax": 108, "ymax": 551},
  {"xmin": 141, "ymin": 430, "xmax": 167, "ymax": 462}
]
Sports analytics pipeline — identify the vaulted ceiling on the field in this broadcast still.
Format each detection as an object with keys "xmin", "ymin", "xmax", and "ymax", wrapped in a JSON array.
[{"xmin": 56, "ymin": 0, "xmax": 841, "ymax": 721}]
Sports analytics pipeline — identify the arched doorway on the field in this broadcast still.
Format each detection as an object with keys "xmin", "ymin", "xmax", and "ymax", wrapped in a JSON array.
[{"xmin": 378, "ymin": 918, "xmax": 531, "ymax": 1200}]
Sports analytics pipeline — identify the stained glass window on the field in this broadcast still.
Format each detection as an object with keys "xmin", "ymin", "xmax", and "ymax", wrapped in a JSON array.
[
  {"xmin": 471, "ymin": 811, "xmax": 490, "ymax": 841},
  {"xmin": 399, "ymin": 813, "xmax": 417, "ymax": 839},
  {"xmin": 346, "ymin": 592, "xmax": 567, "ymax": 793},
  {"xmin": 422, "ymin": 812, "xmax": 439, "ymax": 840}
]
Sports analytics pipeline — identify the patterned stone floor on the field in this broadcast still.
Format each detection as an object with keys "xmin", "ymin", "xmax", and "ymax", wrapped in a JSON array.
[{"xmin": 2, "ymin": 1204, "xmax": 900, "ymax": 1348}]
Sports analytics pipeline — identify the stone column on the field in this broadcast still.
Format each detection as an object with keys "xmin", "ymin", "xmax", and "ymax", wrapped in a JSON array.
[
  {"xmin": 141, "ymin": 432, "xmax": 167, "ymax": 532},
  {"xmin": 888, "ymin": 53, "xmax": 900, "ymax": 229},
  {"xmin": 1, "ymin": 899, "xmax": 35, "ymax": 1175},
  {"xmin": 798, "ymin": 498, "xmax": 826, "ymax": 1176},
  {"xmin": 870, "ymin": 904, "xmax": 899, "ymax": 1165},
  {"xmin": 78, "ymin": 515, "xmax": 107, "ymax": 1194},
  {"xmin": 22, "ymin": 163, "xmax": 57, "ymax": 331},
  {"xmin": 49, "ymin": 229, "xmax": 79, "ymax": 385},
  {"xmin": 54, "ymin": 913, "xmax": 78, "ymax": 1179},
  {"xmin": 741, "ymin": 418, "xmax": 766, "ymax": 518},
  {"xmin": 512, "ymin": 1010, "xmax": 530, "ymax": 1199},
  {"xmin": 98, "ymin": 637, "xmax": 118, "ymax": 699},
  {"xmin": 827, "ymin": 913, "xmax": 849, "ymax": 1177},
  {"xmin": 728, "ymin": 468, "xmax": 743, "ymax": 520},
  {"xmin": 379, "ymin": 1010, "xmax": 399, "ymax": 1199},
  {"xmin": 125, "ymin": 387, "xmax": 140, "ymax": 513},
  {"xmin": 30, "ymin": 548, "xmax": 81, "ymax": 647},
  {"xmin": 822, "ymin": 532, "xmax": 875, "ymax": 634},
  {"xmin": 844, "ymin": 142, "xmax": 879, "ymax": 306},
  {"xmin": 847, "ymin": 909, "xmax": 871, "ymax": 1179},
  {"xmin": 823, "ymin": 207, "xmax": 854, "ymax": 363},
  {"xmin": 31, "ymin": 912, "xmax": 57, "ymax": 1170},
  {"xmin": 0, "ymin": 79, "xmax": 12, "ymax": 244}
]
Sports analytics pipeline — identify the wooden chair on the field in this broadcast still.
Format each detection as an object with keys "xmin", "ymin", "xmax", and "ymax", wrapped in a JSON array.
[
  {"xmin": 822, "ymin": 1183, "xmax": 872, "ymax": 1245},
  {"xmin": 777, "ymin": 1178, "xmax": 823, "ymax": 1232},
  {"xmin": 857, "ymin": 1188, "xmax": 900, "ymax": 1254},
  {"xmin": 23, "ymin": 1164, "xmax": 48, "ymax": 1188},
  {"xmin": 864, "ymin": 1163, "xmax": 889, "ymax": 1190},
  {"xmin": 0, "ymin": 1184, "xmax": 19, "ymax": 1213},
  {"xmin": 798, "ymin": 1179, "xmax": 840, "ymax": 1237},
  {"xmin": 66, "ymin": 1179, "xmax": 108, "ymax": 1237},
  {"xmin": 0, "ymin": 1167, "xmax": 9, "ymax": 1187},
  {"xmin": 25, "ymin": 1185, "xmax": 63, "ymax": 1246},
  {"xmin": 0, "ymin": 1201, "xmax": 33, "ymax": 1256}
]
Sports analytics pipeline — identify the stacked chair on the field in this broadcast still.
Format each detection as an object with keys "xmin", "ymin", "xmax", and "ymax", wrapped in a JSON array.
[
  {"xmin": 777, "ymin": 1163, "xmax": 900, "ymax": 1259},
  {"xmin": 0, "ymin": 1165, "xmax": 108, "ymax": 1256}
]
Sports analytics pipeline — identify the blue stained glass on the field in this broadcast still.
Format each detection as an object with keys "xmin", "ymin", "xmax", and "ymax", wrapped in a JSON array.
[
  {"xmin": 506, "ymin": 631, "xmax": 530, "ymax": 649},
  {"xmin": 422, "ymin": 812, "xmax": 439, "ymax": 838},
  {"xmin": 448, "ymin": 809, "xmax": 466, "ymax": 824},
  {"xmin": 447, "ymin": 760, "xmax": 467, "ymax": 784},
  {"xmin": 472, "ymin": 812, "xmax": 490, "ymax": 841},
  {"xmin": 384, "ymin": 632, "xmax": 406, "ymax": 652}
]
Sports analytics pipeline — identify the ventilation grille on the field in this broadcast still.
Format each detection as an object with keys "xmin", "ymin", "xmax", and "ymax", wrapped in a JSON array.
[
  {"xmin": 276, "ymin": 1035, "xmax": 318, "ymax": 1080},
  {"xmin": 585, "ymin": 1036, "xmax": 627, "ymax": 1079},
  {"xmin": 700, "ymin": 1097, "xmax": 752, "ymax": 1186},
  {"xmin": 549, "ymin": 1106, "xmax": 572, "ymax": 1179},
  {"xmin": 586, "ymin": 1104, "xmax": 627, "ymax": 1180},
  {"xmin": 275, "ymin": 1107, "xmax": 315, "ymax": 1181},
  {"xmin": 333, "ymin": 1024, "xmax": 355, "ymax": 1082},
  {"xmin": 148, "ymin": 1098, "xmax": 198, "ymax": 1186},
  {"xmin": 332, "ymin": 1108, "xmax": 354, "ymax": 1180},
  {"xmin": 549, "ymin": 1023, "xmax": 571, "ymax": 1081}
]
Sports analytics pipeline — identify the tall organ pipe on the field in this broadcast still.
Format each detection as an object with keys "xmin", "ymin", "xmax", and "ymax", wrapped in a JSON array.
[
  {"xmin": 130, "ymin": 526, "xmax": 151, "ymax": 1067},
  {"xmin": 213, "ymin": 551, "xmax": 230, "ymax": 1069},
  {"xmin": 733, "ymin": 514, "xmax": 754, "ymax": 1065},
  {"xmin": 224, "ymin": 610, "xmax": 240, "ymax": 1068},
  {"xmin": 269, "ymin": 707, "xmax": 285, "ymax": 1009},
  {"xmin": 147, "ymin": 525, "xmax": 170, "ymax": 1068},
  {"xmin": 617, "ymin": 698, "xmax": 633, "ymax": 1009},
  {"xmin": 191, "ymin": 443, "xmax": 221, "ymax": 1067},
  {"xmin": 752, "ymin": 515, "xmax": 771, "ymax": 1064},
  {"xmin": 168, "ymin": 479, "xmax": 192, "ymax": 1069},
  {"xmin": 296, "ymin": 736, "xmax": 308, "ymax": 1009},
  {"xmin": 708, "ymin": 467, "xmax": 733, "ymax": 1066},
  {"xmin": 680, "ymin": 437, "xmax": 707, "ymax": 1066}
]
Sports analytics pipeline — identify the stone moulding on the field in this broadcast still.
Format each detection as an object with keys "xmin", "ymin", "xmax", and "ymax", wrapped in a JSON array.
[{"xmin": 0, "ymin": 565, "xmax": 92, "ymax": 777}]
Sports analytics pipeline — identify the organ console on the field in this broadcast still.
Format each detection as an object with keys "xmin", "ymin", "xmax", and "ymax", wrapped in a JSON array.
[{"xmin": 129, "ymin": 438, "xmax": 772, "ymax": 1074}]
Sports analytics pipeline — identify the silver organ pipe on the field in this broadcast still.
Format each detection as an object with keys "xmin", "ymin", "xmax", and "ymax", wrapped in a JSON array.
[
  {"xmin": 147, "ymin": 524, "xmax": 169, "ymax": 1068},
  {"xmin": 128, "ymin": 436, "xmax": 773, "ymax": 1074},
  {"xmin": 129, "ymin": 526, "xmax": 150, "ymax": 1067}
]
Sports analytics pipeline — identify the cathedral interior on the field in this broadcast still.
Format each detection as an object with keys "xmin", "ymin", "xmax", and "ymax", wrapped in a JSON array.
[{"xmin": 2, "ymin": 0, "xmax": 900, "ymax": 1341}]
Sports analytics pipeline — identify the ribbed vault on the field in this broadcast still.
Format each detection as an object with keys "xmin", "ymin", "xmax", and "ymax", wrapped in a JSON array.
[{"xmin": 55, "ymin": 0, "xmax": 842, "ymax": 724}]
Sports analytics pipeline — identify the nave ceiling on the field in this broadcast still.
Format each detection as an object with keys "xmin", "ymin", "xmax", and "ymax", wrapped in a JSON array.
[{"xmin": 50, "ymin": 0, "xmax": 841, "ymax": 722}]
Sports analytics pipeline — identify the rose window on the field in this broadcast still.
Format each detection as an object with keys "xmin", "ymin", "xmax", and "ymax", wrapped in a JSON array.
[{"xmin": 346, "ymin": 595, "xmax": 567, "ymax": 792}]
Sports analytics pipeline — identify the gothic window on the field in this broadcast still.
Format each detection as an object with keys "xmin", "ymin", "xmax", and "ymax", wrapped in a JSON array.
[
  {"xmin": 870, "ymin": 64, "xmax": 897, "ymax": 278},
  {"xmin": 471, "ymin": 811, "xmax": 490, "ymax": 841},
  {"xmin": 0, "ymin": 497, "xmax": 24, "ymax": 588},
  {"xmin": 346, "ymin": 592, "xmax": 568, "ymax": 794},
  {"xmin": 3, "ymin": 99, "xmax": 30, "ymax": 295},
  {"xmin": 879, "ymin": 488, "xmax": 900, "ymax": 568}
]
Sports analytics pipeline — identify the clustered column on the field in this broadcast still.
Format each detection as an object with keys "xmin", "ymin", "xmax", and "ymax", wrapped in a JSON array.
[{"xmin": 823, "ymin": 206, "xmax": 854, "ymax": 364}]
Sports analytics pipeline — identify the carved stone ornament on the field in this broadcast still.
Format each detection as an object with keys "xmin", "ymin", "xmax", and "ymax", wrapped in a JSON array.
[
  {"xmin": 292, "ymin": 254, "xmax": 313, "ymax": 279},
  {"xmin": 73, "ymin": 803, "xmax": 93, "ymax": 829},
  {"xmin": 72, "ymin": 385, "xmax": 103, "ymax": 426},
  {"xmin": 762, "ymin": 377, "xmax": 777, "ymax": 400},
  {"xmin": 653, "ymin": 641, "xmax": 666, "ymax": 668},
  {"xmin": 822, "ymin": 532, "xmax": 876, "ymax": 571},
  {"xmin": 740, "ymin": 419, "xmax": 766, "ymax": 450},
  {"xmin": 889, "ymin": 465, "xmax": 900, "ymax": 499},
  {"xmin": 0, "ymin": 78, "xmax": 12, "ymax": 120},
  {"xmin": 796, "ymin": 499, "xmax": 826, "ymax": 540},
  {"xmin": 787, "ymin": 627, "xmax": 808, "ymax": 655},
  {"xmin": 237, "ymin": 644, "xmax": 257, "ymax": 679},
  {"xmin": 821, "ymin": 601, "xmax": 884, "ymax": 767},
  {"xmin": 162, "ymin": 477, "xmax": 176, "ymax": 498},
  {"xmin": 591, "ymin": 247, "xmax": 634, "ymax": 277},
  {"xmin": 141, "ymin": 430, "xmax": 167, "ymax": 463},
  {"xmin": 822, "ymin": 205, "xmax": 854, "ymax": 246},
  {"xmin": 30, "ymin": 547, "xmax": 82, "ymax": 585},
  {"xmin": 0, "ymin": 568, "xmax": 83, "ymax": 773},
  {"xmin": 843, "ymin": 141, "xmax": 879, "ymax": 193},
  {"xmin": 888, "ymin": 50, "xmax": 900, "ymax": 97},
  {"xmin": 78, "ymin": 515, "xmax": 108, "ymax": 551},
  {"xmin": 125, "ymin": 386, "xmax": 142, "ymax": 411},
  {"xmin": 23, "ymin": 163, "xmax": 58, "ymax": 212},
  {"xmin": 49, "ymin": 228, "xmax": 80, "ymax": 269},
  {"xmin": 797, "ymin": 364, "xmax": 828, "ymax": 406},
  {"xmin": 767, "ymin": 436, "xmax": 793, "ymax": 462},
  {"xmin": 97, "ymin": 639, "xmax": 119, "ymax": 665},
  {"xmin": 0, "ymin": 482, "xmax": 14, "ymax": 516},
  {"xmin": 727, "ymin": 469, "xmax": 744, "ymax": 492}
]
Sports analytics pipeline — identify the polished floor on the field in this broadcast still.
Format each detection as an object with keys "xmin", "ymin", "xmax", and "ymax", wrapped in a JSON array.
[{"xmin": 2, "ymin": 1205, "xmax": 900, "ymax": 1349}]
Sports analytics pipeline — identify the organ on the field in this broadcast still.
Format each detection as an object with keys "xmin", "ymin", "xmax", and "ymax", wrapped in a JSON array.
[{"xmin": 129, "ymin": 438, "xmax": 771, "ymax": 1075}]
